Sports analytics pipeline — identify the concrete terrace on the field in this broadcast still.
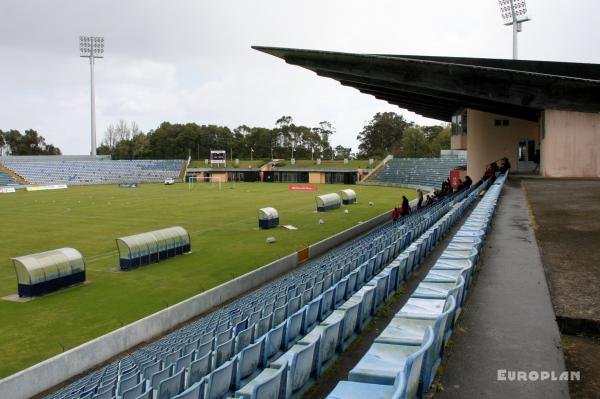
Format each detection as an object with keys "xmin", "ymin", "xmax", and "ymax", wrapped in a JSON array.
[{"xmin": 435, "ymin": 178, "xmax": 568, "ymax": 398}]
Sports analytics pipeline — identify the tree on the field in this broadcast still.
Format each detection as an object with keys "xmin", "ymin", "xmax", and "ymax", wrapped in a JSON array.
[
  {"xmin": 357, "ymin": 112, "xmax": 412, "ymax": 158},
  {"xmin": 334, "ymin": 145, "xmax": 352, "ymax": 160},
  {"xmin": 401, "ymin": 127, "xmax": 430, "ymax": 157},
  {"xmin": 0, "ymin": 129, "xmax": 61, "ymax": 155}
]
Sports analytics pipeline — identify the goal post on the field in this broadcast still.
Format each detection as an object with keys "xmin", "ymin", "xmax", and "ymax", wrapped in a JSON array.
[{"xmin": 188, "ymin": 175, "xmax": 225, "ymax": 190}]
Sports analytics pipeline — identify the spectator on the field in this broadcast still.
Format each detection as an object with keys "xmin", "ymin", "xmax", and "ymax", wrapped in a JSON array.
[
  {"xmin": 401, "ymin": 195, "xmax": 411, "ymax": 216},
  {"xmin": 391, "ymin": 207, "xmax": 400, "ymax": 221},
  {"xmin": 464, "ymin": 175, "xmax": 472, "ymax": 189},
  {"xmin": 425, "ymin": 194, "xmax": 434, "ymax": 206},
  {"xmin": 417, "ymin": 189, "xmax": 424, "ymax": 209},
  {"xmin": 500, "ymin": 157, "xmax": 511, "ymax": 174},
  {"xmin": 533, "ymin": 150, "xmax": 540, "ymax": 174}
]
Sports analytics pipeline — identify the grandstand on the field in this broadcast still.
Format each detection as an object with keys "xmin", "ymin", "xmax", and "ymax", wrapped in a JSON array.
[
  {"xmin": 368, "ymin": 156, "xmax": 466, "ymax": 189},
  {"xmin": 0, "ymin": 168, "xmax": 20, "ymax": 186},
  {"xmin": 39, "ymin": 178, "xmax": 496, "ymax": 399},
  {"xmin": 0, "ymin": 158, "xmax": 184, "ymax": 185}
]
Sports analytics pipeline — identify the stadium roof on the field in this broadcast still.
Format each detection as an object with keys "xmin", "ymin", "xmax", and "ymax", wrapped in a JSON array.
[{"xmin": 253, "ymin": 46, "xmax": 600, "ymax": 122}]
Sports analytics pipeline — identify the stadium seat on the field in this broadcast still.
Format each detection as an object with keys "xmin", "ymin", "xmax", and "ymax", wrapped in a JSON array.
[
  {"xmin": 348, "ymin": 326, "xmax": 434, "ymax": 399},
  {"xmin": 234, "ymin": 364, "xmax": 286, "ymax": 399},
  {"xmin": 204, "ymin": 358, "xmax": 235, "ymax": 399},
  {"xmin": 157, "ymin": 368, "xmax": 185, "ymax": 399}
]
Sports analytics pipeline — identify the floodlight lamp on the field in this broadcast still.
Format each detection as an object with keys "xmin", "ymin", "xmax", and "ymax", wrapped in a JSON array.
[{"xmin": 498, "ymin": 0, "xmax": 530, "ymax": 25}]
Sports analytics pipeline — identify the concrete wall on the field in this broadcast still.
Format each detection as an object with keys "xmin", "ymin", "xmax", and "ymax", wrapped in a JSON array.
[
  {"xmin": 466, "ymin": 109, "xmax": 539, "ymax": 178},
  {"xmin": 451, "ymin": 134, "xmax": 467, "ymax": 150},
  {"xmin": 0, "ymin": 206, "xmax": 396, "ymax": 399},
  {"xmin": 541, "ymin": 109, "xmax": 600, "ymax": 177}
]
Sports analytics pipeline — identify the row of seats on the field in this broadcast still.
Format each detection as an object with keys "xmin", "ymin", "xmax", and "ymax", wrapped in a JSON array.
[
  {"xmin": 0, "ymin": 168, "xmax": 20, "ymax": 186},
  {"xmin": 371, "ymin": 157, "xmax": 466, "ymax": 188},
  {"xmin": 45, "ymin": 187, "xmax": 473, "ymax": 399},
  {"xmin": 327, "ymin": 174, "xmax": 507, "ymax": 399},
  {"xmin": 0, "ymin": 159, "xmax": 183, "ymax": 185}
]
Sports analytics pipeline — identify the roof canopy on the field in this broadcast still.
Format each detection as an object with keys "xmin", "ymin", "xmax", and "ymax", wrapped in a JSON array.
[
  {"xmin": 12, "ymin": 248, "xmax": 85, "ymax": 286},
  {"xmin": 253, "ymin": 46, "xmax": 600, "ymax": 122}
]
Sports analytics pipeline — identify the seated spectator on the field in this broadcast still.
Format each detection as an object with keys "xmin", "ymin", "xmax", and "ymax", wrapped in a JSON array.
[
  {"xmin": 425, "ymin": 194, "xmax": 434, "ymax": 206},
  {"xmin": 391, "ymin": 207, "xmax": 400, "ymax": 221},
  {"xmin": 500, "ymin": 157, "xmax": 511, "ymax": 174},
  {"xmin": 401, "ymin": 195, "xmax": 411, "ymax": 216},
  {"xmin": 464, "ymin": 175, "xmax": 472, "ymax": 188},
  {"xmin": 417, "ymin": 189, "xmax": 424, "ymax": 209}
]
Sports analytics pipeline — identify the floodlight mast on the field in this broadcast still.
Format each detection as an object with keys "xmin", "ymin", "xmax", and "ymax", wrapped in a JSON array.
[
  {"xmin": 498, "ymin": 0, "xmax": 530, "ymax": 60},
  {"xmin": 79, "ymin": 36, "xmax": 104, "ymax": 156}
]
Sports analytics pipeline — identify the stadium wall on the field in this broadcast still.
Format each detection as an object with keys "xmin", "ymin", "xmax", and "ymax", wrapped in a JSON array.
[{"xmin": 0, "ymin": 205, "xmax": 403, "ymax": 399}]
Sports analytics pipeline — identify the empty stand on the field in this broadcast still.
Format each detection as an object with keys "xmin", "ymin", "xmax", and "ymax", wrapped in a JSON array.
[
  {"xmin": 0, "ymin": 159, "xmax": 183, "ymax": 185},
  {"xmin": 371, "ymin": 156, "xmax": 466, "ymax": 189}
]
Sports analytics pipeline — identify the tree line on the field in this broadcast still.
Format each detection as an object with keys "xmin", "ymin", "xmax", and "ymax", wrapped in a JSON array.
[
  {"xmin": 0, "ymin": 129, "xmax": 61, "ymax": 156},
  {"xmin": 97, "ymin": 113, "xmax": 450, "ymax": 161},
  {"xmin": 1, "ymin": 112, "xmax": 450, "ymax": 159}
]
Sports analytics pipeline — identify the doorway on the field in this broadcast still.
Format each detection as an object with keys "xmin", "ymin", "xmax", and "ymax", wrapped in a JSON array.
[{"xmin": 517, "ymin": 140, "xmax": 536, "ymax": 173}]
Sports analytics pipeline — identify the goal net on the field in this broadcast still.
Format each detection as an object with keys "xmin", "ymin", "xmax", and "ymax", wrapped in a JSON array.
[{"xmin": 188, "ymin": 175, "xmax": 229, "ymax": 190}]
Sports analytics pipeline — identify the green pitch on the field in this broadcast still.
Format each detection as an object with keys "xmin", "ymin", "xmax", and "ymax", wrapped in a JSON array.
[{"xmin": 0, "ymin": 182, "xmax": 415, "ymax": 377}]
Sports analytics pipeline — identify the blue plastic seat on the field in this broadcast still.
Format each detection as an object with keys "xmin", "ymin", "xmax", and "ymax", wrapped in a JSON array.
[
  {"xmin": 235, "ymin": 337, "xmax": 265, "ymax": 389},
  {"xmin": 157, "ymin": 368, "xmax": 185, "ymax": 399},
  {"xmin": 349, "ymin": 326, "xmax": 434, "ymax": 399},
  {"xmin": 172, "ymin": 380, "xmax": 204, "ymax": 399},
  {"xmin": 270, "ymin": 339, "xmax": 318, "ymax": 398},
  {"xmin": 264, "ymin": 321, "xmax": 286, "ymax": 365},
  {"xmin": 337, "ymin": 301, "xmax": 360, "ymax": 351},
  {"xmin": 204, "ymin": 359, "xmax": 235, "ymax": 399},
  {"xmin": 150, "ymin": 366, "xmax": 173, "ymax": 394},
  {"xmin": 188, "ymin": 352, "xmax": 212, "ymax": 387},
  {"xmin": 235, "ymin": 326, "xmax": 255, "ymax": 354},
  {"xmin": 303, "ymin": 296, "xmax": 321, "ymax": 333},
  {"xmin": 300, "ymin": 311, "xmax": 343, "ymax": 376},
  {"xmin": 326, "ymin": 372, "xmax": 406, "ymax": 399},
  {"xmin": 214, "ymin": 336, "xmax": 235, "ymax": 369},
  {"xmin": 284, "ymin": 308, "xmax": 305, "ymax": 350},
  {"xmin": 234, "ymin": 364, "xmax": 285, "ymax": 399},
  {"xmin": 122, "ymin": 380, "xmax": 146, "ymax": 399},
  {"xmin": 375, "ymin": 296, "xmax": 456, "ymax": 396}
]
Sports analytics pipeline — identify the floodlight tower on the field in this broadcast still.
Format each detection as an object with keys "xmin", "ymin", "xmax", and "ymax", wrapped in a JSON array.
[
  {"xmin": 79, "ymin": 36, "xmax": 104, "ymax": 156},
  {"xmin": 498, "ymin": 0, "xmax": 530, "ymax": 60}
]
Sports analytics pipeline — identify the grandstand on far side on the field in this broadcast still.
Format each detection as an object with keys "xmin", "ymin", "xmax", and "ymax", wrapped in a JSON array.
[
  {"xmin": 364, "ymin": 152, "xmax": 466, "ymax": 190},
  {"xmin": 0, "ymin": 155, "xmax": 185, "ymax": 185}
]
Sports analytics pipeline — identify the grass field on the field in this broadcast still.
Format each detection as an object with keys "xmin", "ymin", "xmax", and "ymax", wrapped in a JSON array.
[{"xmin": 0, "ymin": 182, "xmax": 415, "ymax": 378}]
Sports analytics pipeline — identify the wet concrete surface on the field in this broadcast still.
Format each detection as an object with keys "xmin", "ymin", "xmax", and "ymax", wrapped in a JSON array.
[
  {"xmin": 522, "ymin": 178, "xmax": 600, "ymax": 399},
  {"xmin": 435, "ymin": 179, "xmax": 569, "ymax": 399},
  {"xmin": 522, "ymin": 179, "xmax": 600, "ymax": 330}
]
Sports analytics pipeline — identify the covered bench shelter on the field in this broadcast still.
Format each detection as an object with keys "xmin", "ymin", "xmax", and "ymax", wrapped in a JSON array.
[
  {"xmin": 340, "ymin": 189, "xmax": 357, "ymax": 205},
  {"xmin": 12, "ymin": 248, "xmax": 86, "ymax": 297},
  {"xmin": 316, "ymin": 193, "xmax": 342, "ymax": 212},
  {"xmin": 116, "ymin": 226, "xmax": 191, "ymax": 270},
  {"xmin": 258, "ymin": 207, "xmax": 279, "ymax": 229}
]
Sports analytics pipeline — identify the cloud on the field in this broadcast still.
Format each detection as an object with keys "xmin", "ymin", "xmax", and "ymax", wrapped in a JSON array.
[{"xmin": 0, "ymin": 0, "xmax": 599, "ymax": 154}]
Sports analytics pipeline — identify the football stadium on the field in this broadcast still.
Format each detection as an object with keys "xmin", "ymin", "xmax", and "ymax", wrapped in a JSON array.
[{"xmin": 1, "ymin": 1, "xmax": 600, "ymax": 399}]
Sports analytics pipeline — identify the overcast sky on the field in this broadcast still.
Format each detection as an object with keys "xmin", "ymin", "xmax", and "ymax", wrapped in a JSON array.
[{"xmin": 1, "ymin": 0, "xmax": 599, "ymax": 155}]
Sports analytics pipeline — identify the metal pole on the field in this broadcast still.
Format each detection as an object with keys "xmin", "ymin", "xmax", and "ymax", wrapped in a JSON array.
[
  {"xmin": 89, "ymin": 54, "xmax": 97, "ymax": 156},
  {"xmin": 510, "ymin": 0, "xmax": 518, "ymax": 59}
]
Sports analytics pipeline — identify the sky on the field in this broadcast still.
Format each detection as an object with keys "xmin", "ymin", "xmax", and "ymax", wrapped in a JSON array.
[{"xmin": 0, "ymin": 0, "xmax": 599, "ymax": 155}]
